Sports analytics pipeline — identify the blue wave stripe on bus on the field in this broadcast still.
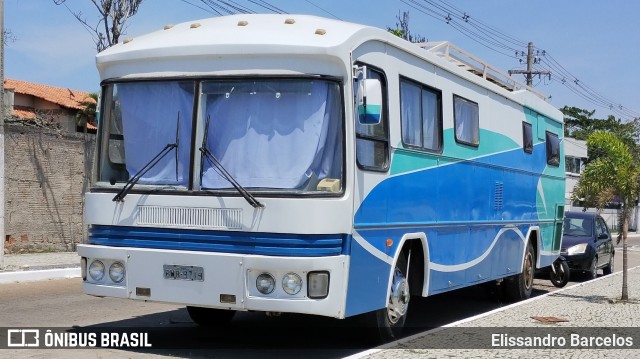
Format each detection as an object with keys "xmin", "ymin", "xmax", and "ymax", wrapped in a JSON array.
[
  {"xmin": 355, "ymin": 143, "xmax": 552, "ymax": 227},
  {"xmin": 88, "ymin": 225, "xmax": 346, "ymax": 257}
]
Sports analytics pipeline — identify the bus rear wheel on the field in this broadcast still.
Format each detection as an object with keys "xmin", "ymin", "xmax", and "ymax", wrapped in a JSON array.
[
  {"xmin": 186, "ymin": 306, "xmax": 236, "ymax": 327},
  {"xmin": 503, "ymin": 241, "xmax": 534, "ymax": 302}
]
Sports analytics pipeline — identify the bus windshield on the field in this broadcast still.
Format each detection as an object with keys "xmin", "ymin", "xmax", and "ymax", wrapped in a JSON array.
[{"xmin": 96, "ymin": 78, "xmax": 344, "ymax": 195}]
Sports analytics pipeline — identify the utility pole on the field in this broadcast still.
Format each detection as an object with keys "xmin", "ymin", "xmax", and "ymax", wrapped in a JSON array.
[
  {"xmin": 0, "ymin": 0, "xmax": 5, "ymax": 269},
  {"xmin": 509, "ymin": 42, "xmax": 550, "ymax": 87}
]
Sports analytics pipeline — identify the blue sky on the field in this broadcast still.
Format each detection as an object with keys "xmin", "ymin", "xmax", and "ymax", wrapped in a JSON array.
[{"xmin": 5, "ymin": 0, "xmax": 639, "ymax": 120}]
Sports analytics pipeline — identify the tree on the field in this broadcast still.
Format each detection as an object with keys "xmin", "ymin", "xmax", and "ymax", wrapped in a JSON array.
[
  {"xmin": 572, "ymin": 131, "xmax": 639, "ymax": 301},
  {"xmin": 76, "ymin": 93, "xmax": 99, "ymax": 133},
  {"xmin": 561, "ymin": 106, "xmax": 640, "ymax": 160},
  {"xmin": 387, "ymin": 11, "xmax": 426, "ymax": 43},
  {"xmin": 3, "ymin": 30, "xmax": 16, "ymax": 45},
  {"xmin": 53, "ymin": 0, "xmax": 143, "ymax": 52}
]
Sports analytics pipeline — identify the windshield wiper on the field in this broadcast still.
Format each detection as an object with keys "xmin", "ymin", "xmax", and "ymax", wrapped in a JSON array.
[
  {"xmin": 199, "ymin": 114, "xmax": 264, "ymax": 208},
  {"xmin": 112, "ymin": 112, "xmax": 181, "ymax": 202}
]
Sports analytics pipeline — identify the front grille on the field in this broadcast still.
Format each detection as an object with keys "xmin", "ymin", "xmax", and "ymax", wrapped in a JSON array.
[{"xmin": 137, "ymin": 205, "xmax": 242, "ymax": 229}]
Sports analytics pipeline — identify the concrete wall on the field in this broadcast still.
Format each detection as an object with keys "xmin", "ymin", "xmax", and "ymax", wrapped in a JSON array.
[{"xmin": 3, "ymin": 124, "xmax": 94, "ymax": 253}]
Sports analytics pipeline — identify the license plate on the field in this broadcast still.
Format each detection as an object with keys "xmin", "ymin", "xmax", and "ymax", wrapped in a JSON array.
[{"xmin": 163, "ymin": 265, "xmax": 204, "ymax": 281}]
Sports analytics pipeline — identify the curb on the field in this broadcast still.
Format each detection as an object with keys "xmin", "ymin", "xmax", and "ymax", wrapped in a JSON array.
[{"xmin": 0, "ymin": 267, "xmax": 81, "ymax": 284}]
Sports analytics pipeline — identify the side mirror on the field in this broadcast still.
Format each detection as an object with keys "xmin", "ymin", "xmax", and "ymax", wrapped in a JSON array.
[
  {"xmin": 357, "ymin": 79, "xmax": 382, "ymax": 125},
  {"xmin": 598, "ymin": 233, "xmax": 609, "ymax": 240}
]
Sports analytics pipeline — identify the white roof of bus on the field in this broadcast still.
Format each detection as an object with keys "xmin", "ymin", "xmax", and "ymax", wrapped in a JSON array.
[
  {"xmin": 96, "ymin": 14, "xmax": 562, "ymax": 122},
  {"xmin": 97, "ymin": 14, "xmax": 377, "ymax": 61}
]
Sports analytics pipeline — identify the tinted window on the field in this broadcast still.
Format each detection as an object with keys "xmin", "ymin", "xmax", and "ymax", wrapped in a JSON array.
[
  {"xmin": 564, "ymin": 217, "xmax": 593, "ymax": 236},
  {"xmin": 453, "ymin": 95, "xmax": 479, "ymax": 146},
  {"xmin": 546, "ymin": 131, "xmax": 560, "ymax": 166},
  {"xmin": 522, "ymin": 121, "xmax": 533, "ymax": 154},
  {"xmin": 596, "ymin": 217, "xmax": 609, "ymax": 237}
]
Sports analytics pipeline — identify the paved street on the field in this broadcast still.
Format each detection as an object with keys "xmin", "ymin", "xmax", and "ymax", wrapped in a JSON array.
[{"xmin": 0, "ymin": 235, "xmax": 639, "ymax": 358}]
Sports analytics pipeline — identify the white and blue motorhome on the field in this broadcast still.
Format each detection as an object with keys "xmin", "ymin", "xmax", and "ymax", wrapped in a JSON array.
[{"xmin": 79, "ymin": 14, "xmax": 565, "ymax": 340}]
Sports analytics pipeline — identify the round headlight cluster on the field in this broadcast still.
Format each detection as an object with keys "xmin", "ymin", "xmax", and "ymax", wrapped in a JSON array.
[
  {"xmin": 88, "ymin": 260, "xmax": 105, "ymax": 281},
  {"xmin": 109, "ymin": 262, "xmax": 126, "ymax": 283},
  {"xmin": 88, "ymin": 260, "xmax": 126, "ymax": 283},
  {"xmin": 256, "ymin": 273, "xmax": 276, "ymax": 294},
  {"xmin": 255, "ymin": 272, "xmax": 304, "ymax": 295}
]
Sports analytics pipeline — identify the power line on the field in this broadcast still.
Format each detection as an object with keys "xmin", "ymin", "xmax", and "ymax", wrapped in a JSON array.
[
  {"xmin": 303, "ymin": 0, "xmax": 342, "ymax": 20},
  {"xmin": 408, "ymin": 0, "xmax": 639, "ymax": 120}
]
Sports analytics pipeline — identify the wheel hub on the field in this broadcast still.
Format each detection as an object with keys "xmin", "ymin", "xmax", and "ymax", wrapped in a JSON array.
[{"xmin": 387, "ymin": 267, "xmax": 410, "ymax": 324}]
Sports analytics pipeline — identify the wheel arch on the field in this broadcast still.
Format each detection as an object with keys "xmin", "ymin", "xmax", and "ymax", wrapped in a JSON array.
[
  {"xmin": 385, "ymin": 233, "xmax": 430, "ymax": 302},
  {"xmin": 526, "ymin": 226, "xmax": 541, "ymax": 269}
]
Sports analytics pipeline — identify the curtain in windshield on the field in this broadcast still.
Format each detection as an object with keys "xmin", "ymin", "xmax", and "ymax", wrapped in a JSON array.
[
  {"xmin": 201, "ymin": 79, "xmax": 342, "ymax": 189},
  {"xmin": 117, "ymin": 82, "xmax": 194, "ymax": 185}
]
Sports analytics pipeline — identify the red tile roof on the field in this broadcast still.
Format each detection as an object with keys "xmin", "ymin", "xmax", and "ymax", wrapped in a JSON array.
[
  {"xmin": 4, "ymin": 78, "xmax": 96, "ymax": 110},
  {"xmin": 11, "ymin": 107, "xmax": 37, "ymax": 120}
]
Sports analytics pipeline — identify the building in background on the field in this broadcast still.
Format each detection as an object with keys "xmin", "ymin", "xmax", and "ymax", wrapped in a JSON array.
[
  {"xmin": 3, "ymin": 78, "xmax": 96, "ymax": 133},
  {"xmin": 564, "ymin": 137, "xmax": 636, "ymax": 231}
]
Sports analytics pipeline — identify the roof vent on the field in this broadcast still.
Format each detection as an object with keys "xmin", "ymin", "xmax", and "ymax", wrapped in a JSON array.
[
  {"xmin": 315, "ymin": 28, "xmax": 327, "ymax": 35},
  {"xmin": 285, "ymin": 18, "xmax": 295, "ymax": 25},
  {"xmin": 123, "ymin": 38, "xmax": 133, "ymax": 44},
  {"xmin": 163, "ymin": 24, "xmax": 174, "ymax": 30},
  {"xmin": 190, "ymin": 23, "xmax": 201, "ymax": 29},
  {"xmin": 238, "ymin": 20, "xmax": 248, "ymax": 26}
]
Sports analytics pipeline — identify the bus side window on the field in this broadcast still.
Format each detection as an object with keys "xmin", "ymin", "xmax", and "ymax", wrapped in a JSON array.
[
  {"xmin": 354, "ymin": 66, "xmax": 389, "ymax": 171},
  {"xmin": 400, "ymin": 77, "xmax": 442, "ymax": 152},
  {"xmin": 453, "ymin": 95, "xmax": 479, "ymax": 147},
  {"xmin": 523, "ymin": 121, "xmax": 533, "ymax": 154},
  {"xmin": 546, "ymin": 131, "xmax": 560, "ymax": 166}
]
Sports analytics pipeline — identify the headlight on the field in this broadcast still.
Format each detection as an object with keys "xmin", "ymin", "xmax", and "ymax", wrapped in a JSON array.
[
  {"xmin": 109, "ymin": 262, "xmax": 126, "ymax": 283},
  {"xmin": 88, "ymin": 260, "xmax": 105, "ymax": 281},
  {"xmin": 567, "ymin": 243, "xmax": 589, "ymax": 255},
  {"xmin": 282, "ymin": 273, "xmax": 302, "ymax": 295},
  {"xmin": 256, "ymin": 273, "xmax": 275, "ymax": 295}
]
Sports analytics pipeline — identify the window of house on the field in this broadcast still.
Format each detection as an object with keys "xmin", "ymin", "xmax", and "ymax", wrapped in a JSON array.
[
  {"xmin": 453, "ymin": 95, "xmax": 479, "ymax": 146},
  {"xmin": 546, "ymin": 131, "xmax": 560, "ymax": 166},
  {"xmin": 400, "ymin": 78, "xmax": 442, "ymax": 152},
  {"xmin": 565, "ymin": 156, "xmax": 584, "ymax": 174},
  {"xmin": 522, "ymin": 121, "xmax": 533, "ymax": 154},
  {"xmin": 354, "ymin": 66, "xmax": 389, "ymax": 171}
]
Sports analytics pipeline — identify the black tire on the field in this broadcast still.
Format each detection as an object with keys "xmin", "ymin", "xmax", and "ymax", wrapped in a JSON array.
[
  {"xmin": 369, "ymin": 251, "xmax": 410, "ymax": 343},
  {"xmin": 549, "ymin": 259, "xmax": 570, "ymax": 288},
  {"xmin": 503, "ymin": 241, "xmax": 534, "ymax": 301},
  {"xmin": 603, "ymin": 253, "xmax": 614, "ymax": 275},
  {"xmin": 585, "ymin": 256, "xmax": 598, "ymax": 280},
  {"xmin": 186, "ymin": 306, "xmax": 236, "ymax": 327}
]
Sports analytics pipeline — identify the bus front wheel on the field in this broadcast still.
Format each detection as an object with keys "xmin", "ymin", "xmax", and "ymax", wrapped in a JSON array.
[
  {"xmin": 186, "ymin": 306, "xmax": 236, "ymax": 327},
  {"xmin": 372, "ymin": 251, "xmax": 410, "ymax": 342}
]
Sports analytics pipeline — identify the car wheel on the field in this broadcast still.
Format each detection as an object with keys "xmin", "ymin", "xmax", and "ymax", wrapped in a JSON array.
[
  {"xmin": 603, "ymin": 253, "xmax": 614, "ymax": 275},
  {"xmin": 585, "ymin": 256, "xmax": 598, "ymax": 280},
  {"xmin": 186, "ymin": 306, "xmax": 236, "ymax": 327}
]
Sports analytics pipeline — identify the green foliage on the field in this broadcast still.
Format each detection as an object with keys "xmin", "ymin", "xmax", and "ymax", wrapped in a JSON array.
[
  {"xmin": 76, "ymin": 93, "xmax": 98, "ymax": 128},
  {"xmin": 387, "ymin": 11, "xmax": 426, "ymax": 43},
  {"xmin": 561, "ymin": 106, "xmax": 640, "ymax": 161},
  {"xmin": 573, "ymin": 131, "xmax": 639, "ymax": 212}
]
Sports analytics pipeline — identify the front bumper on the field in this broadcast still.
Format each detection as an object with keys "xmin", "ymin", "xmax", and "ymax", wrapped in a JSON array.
[
  {"xmin": 563, "ymin": 252, "xmax": 594, "ymax": 271},
  {"xmin": 77, "ymin": 244, "xmax": 349, "ymax": 319}
]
